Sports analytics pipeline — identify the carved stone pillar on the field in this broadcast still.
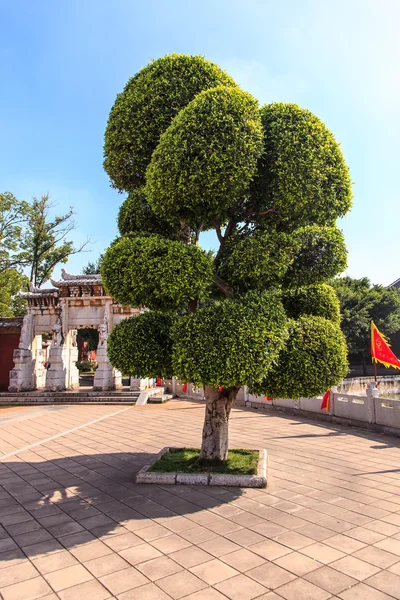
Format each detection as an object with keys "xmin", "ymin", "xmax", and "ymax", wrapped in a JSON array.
[
  {"xmin": 9, "ymin": 314, "xmax": 35, "ymax": 392},
  {"xmin": 34, "ymin": 335, "xmax": 46, "ymax": 390},
  {"xmin": 93, "ymin": 303, "xmax": 113, "ymax": 390},
  {"xmin": 45, "ymin": 321, "xmax": 68, "ymax": 391},
  {"xmin": 68, "ymin": 330, "xmax": 79, "ymax": 389}
]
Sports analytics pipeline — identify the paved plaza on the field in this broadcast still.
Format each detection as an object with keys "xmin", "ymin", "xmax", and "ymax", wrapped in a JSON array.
[{"xmin": 1, "ymin": 400, "xmax": 400, "ymax": 600}]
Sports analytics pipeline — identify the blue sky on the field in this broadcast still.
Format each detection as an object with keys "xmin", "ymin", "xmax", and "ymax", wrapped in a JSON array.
[{"xmin": 0, "ymin": 0, "xmax": 399, "ymax": 285}]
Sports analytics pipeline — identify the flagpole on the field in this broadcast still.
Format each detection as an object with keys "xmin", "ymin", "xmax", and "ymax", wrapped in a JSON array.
[{"xmin": 373, "ymin": 360, "xmax": 377, "ymax": 384}]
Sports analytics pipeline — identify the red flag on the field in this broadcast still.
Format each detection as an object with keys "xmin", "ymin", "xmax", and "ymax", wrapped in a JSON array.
[
  {"xmin": 320, "ymin": 390, "xmax": 331, "ymax": 413},
  {"xmin": 371, "ymin": 321, "xmax": 400, "ymax": 370},
  {"xmin": 182, "ymin": 382, "xmax": 187, "ymax": 393},
  {"xmin": 264, "ymin": 396, "xmax": 273, "ymax": 402}
]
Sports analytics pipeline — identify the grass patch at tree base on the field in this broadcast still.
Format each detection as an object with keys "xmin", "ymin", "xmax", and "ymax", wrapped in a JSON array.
[{"xmin": 149, "ymin": 448, "xmax": 258, "ymax": 475}]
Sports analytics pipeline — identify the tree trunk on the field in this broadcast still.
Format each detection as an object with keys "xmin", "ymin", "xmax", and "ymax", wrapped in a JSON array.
[{"xmin": 199, "ymin": 385, "xmax": 240, "ymax": 462}]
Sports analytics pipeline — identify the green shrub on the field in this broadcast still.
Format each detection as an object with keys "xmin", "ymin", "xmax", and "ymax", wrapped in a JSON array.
[
  {"xmin": 76, "ymin": 360, "xmax": 98, "ymax": 373},
  {"xmin": 117, "ymin": 189, "xmax": 179, "ymax": 238},
  {"xmin": 218, "ymin": 230, "xmax": 292, "ymax": 293},
  {"xmin": 107, "ymin": 312, "xmax": 173, "ymax": 378},
  {"xmin": 145, "ymin": 86, "xmax": 263, "ymax": 226},
  {"xmin": 282, "ymin": 284, "xmax": 341, "ymax": 324},
  {"xmin": 172, "ymin": 291, "xmax": 288, "ymax": 388},
  {"xmin": 104, "ymin": 54, "xmax": 236, "ymax": 192},
  {"xmin": 250, "ymin": 102, "xmax": 353, "ymax": 230},
  {"xmin": 284, "ymin": 225, "xmax": 347, "ymax": 287},
  {"xmin": 101, "ymin": 234, "xmax": 214, "ymax": 311},
  {"xmin": 251, "ymin": 316, "xmax": 348, "ymax": 399}
]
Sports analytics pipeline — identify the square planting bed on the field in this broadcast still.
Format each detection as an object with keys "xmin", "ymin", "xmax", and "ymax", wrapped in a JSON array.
[{"xmin": 136, "ymin": 447, "xmax": 267, "ymax": 488}]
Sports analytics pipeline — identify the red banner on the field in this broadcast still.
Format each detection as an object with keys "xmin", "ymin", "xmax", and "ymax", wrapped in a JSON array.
[{"xmin": 371, "ymin": 321, "xmax": 400, "ymax": 370}]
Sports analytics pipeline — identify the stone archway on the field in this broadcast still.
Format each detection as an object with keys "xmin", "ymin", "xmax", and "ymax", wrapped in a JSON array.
[{"xmin": 9, "ymin": 270, "xmax": 141, "ymax": 392}]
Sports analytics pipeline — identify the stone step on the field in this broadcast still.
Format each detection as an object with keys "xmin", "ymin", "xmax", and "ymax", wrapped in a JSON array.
[
  {"xmin": 148, "ymin": 394, "xmax": 174, "ymax": 404},
  {"xmin": 0, "ymin": 396, "xmax": 139, "ymax": 405}
]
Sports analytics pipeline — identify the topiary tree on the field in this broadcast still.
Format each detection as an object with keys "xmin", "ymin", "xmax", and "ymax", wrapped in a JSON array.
[{"xmin": 102, "ymin": 53, "xmax": 352, "ymax": 463}]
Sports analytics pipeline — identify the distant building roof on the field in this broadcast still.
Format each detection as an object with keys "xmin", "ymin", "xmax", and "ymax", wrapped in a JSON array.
[{"xmin": 389, "ymin": 278, "xmax": 400, "ymax": 289}]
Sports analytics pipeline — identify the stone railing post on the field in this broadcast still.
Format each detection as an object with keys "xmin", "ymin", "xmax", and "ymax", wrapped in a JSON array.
[{"xmin": 366, "ymin": 382, "xmax": 379, "ymax": 424}]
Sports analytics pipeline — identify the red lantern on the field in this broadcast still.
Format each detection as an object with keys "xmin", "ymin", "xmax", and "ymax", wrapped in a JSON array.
[
  {"xmin": 156, "ymin": 377, "xmax": 161, "ymax": 387},
  {"xmin": 182, "ymin": 382, "xmax": 188, "ymax": 393},
  {"xmin": 219, "ymin": 386, "xmax": 223, "ymax": 392}
]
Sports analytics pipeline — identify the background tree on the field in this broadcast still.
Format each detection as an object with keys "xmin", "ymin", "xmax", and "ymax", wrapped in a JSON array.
[
  {"xmin": 102, "ymin": 54, "xmax": 352, "ymax": 463},
  {"xmin": 333, "ymin": 276, "xmax": 400, "ymax": 372},
  {"xmin": 20, "ymin": 195, "xmax": 91, "ymax": 287},
  {"xmin": 82, "ymin": 254, "xmax": 104, "ymax": 275}
]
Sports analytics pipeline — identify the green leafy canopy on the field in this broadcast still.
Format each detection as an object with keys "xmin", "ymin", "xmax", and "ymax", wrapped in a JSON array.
[{"xmin": 102, "ymin": 53, "xmax": 353, "ymax": 398}]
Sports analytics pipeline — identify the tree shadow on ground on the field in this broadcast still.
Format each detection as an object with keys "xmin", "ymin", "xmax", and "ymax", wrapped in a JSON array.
[{"xmin": 0, "ymin": 452, "xmax": 243, "ymax": 562}]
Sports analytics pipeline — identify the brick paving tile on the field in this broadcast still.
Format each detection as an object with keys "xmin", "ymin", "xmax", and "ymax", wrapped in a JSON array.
[
  {"xmin": 220, "ymin": 548, "xmax": 266, "ymax": 572},
  {"xmin": 276, "ymin": 577, "xmax": 332, "ymax": 600},
  {"xmin": 224, "ymin": 528, "xmax": 266, "ymax": 547},
  {"xmin": 43, "ymin": 563, "xmax": 93, "ymax": 591},
  {"xmin": 70, "ymin": 540, "xmax": 113, "ymax": 561},
  {"xmin": 117, "ymin": 581, "xmax": 173, "ymax": 599},
  {"xmin": 169, "ymin": 546, "xmax": 213, "ymax": 568},
  {"xmin": 352, "ymin": 545, "xmax": 399, "ymax": 568},
  {"xmin": 13, "ymin": 528, "xmax": 53, "ymax": 547},
  {"xmin": 99, "ymin": 566, "xmax": 148, "ymax": 595},
  {"xmin": 248, "ymin": 539, "xmax": 292, "ymax": 560},
  {"xmin": 330, "ymin": 555, "xmax": 381, "ymax": 581},
  {"xmin": 344, "ymin": 527, "xmax": 386, "ymax": 544},
  {"xmin": 365, "ymin": 521, "xmax": 400, "ymax": 536},
  {"xmin": 365, "ymin": 571, "xmax": 400, "ymax": 599},
  {"xmin": 103, "ymin": 532, "xmax": 144, "ymax": 551},
  {"xmin": 214, "ymin": 572, "xmax": 268, "ymax": 600},
  {"xmin": 155, "ymin": 570, "xmax": 207, "ymax": 599},
  {"xmin": 0, "ymin": 537, "xmax": 20, "ymax": 553},
  {"xmin": 136, "ymin": 555, "xmax": 183, "ymax": 580},
  {"xmin": 179, "ymin": 589, "xmax": 227, "ymax": 600},
  {"xmin": 0, "ymin": 575, "xmax": 53, "ymax": 600},
  {"xmin": 120, "ymin": 542, "xmax": 162, "ymax": 565},
  {"xmin": 300, "ymin": 542, "xmax": 346, "ymax": 564},
  {"xmin": 274, "ymin": 551, "xmax": 323, "ymax": 576},
  {"xmin": 273, "ymin": 531, "xmax": 315, "ymax": 550},
  {"xmin": 189, "ymin": 557, "xmax": 239, "ymax": 585},
  {"xmin": 84, "ymin": 553, "xmax": 131, "ymax": 577},
  {"xmin": 304, "ymin": 565, "xmax": 357, "ymax": 594},
  {"xmin": 21, "ymin": 538, "xmax": 64, "ymax": 557},
  {"xmin": 254, "ymin": 593, "xmax": 286, "ymax": 600},
  {"xmin": 58, "ymin": 579, "xmax": 112, "ymax": 600},
  {"xmin": 136, "ymin": 524, "xmax": 174, "ymax": 542},
  {"xmin": 374, "ymin": 537, "xmax": 400, "ymax": 556},
  {"xmin": 0, "ymin": 548, "xmax": 28, "ymax": 569},
  {"xmin": 246, "ymin": 563, "xmax": 296, "ymax": 588},
  {"xmin": 32, "ymin": 549, "xmax": 79, "ymax": 574},
  {"xmin": 150, "ymin": 534, "xmax": 192, "ymax": 554},
  {"xmin": 198, "ymin": 536, "xmax": 242, "ymax": 557},
  {"xmin": 249, "ymin": 522, "xmax": 288, "ymax": 538},
  {"xmin": 388, "ymin": 561, "xmax": 400, "ymax": 575},
  {"xmin": 338, "ymin": 581, "xmax": 395, "ymax": 599},
  {"xmin": 0, "ymin": 561, "xmax": 39, "ymax": 587},
  {"xmin": 323, "ymin": 534, "xmax": 367, "ymax": 554}
]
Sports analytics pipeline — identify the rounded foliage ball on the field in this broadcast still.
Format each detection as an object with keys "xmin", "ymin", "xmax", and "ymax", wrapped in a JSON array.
[
  {"xmin": 218, "ymin": 230, "xmax": 292, "ymax": 293},
  {"xmin": 282, "ymin": 284, "xmax": 341, "ymax": 324},
  {"xmin": 118, "ymin": 189, "xmax": 178, "ymax": 238},
  {"xmin": 101, "ymin": 235, "xmax": 214, "ymax": 311},
  {"xmin": 104, "ymin": 54, "xmax": 237, "ymax": 192},
  {"xmin": 107, "ymin": 312, "xmax": 173, "ymax": 378},
  {"xmin": 172, "ymin": 291, "xmax": 288, "ymax": 388},
  {"xmin": 250, "ymin": 103, "xmax": 352, "ymax": 229},
  {"xmin": 145, "ymin": 86, "xmax": 263, "ymax": 226},
  {"xmin": 285, "ymin": 225, "xmax": 347, "ymax": 287},
  {"xmin": 251, "ymin": 316, "xmax": 348, "ymax": 399}
]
